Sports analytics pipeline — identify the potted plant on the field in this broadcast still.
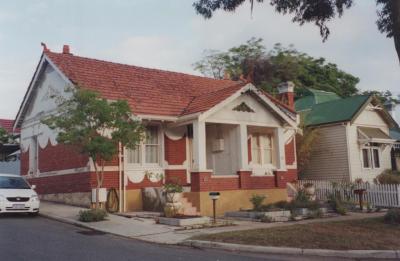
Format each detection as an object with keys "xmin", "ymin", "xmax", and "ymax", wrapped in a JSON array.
[{"xmin": 163, "ymin": 181, "xmax": 183, "ymax": 217}]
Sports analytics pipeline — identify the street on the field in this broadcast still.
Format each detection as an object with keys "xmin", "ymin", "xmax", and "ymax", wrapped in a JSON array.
[{"xmin": 0, "ymin": 214, "xmax": 343, "ymax": 261}]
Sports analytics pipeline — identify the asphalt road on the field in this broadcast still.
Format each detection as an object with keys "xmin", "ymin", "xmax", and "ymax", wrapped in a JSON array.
[{"xmin": 0, "ymin": 215, "xmax": 353, "ymax": 261}]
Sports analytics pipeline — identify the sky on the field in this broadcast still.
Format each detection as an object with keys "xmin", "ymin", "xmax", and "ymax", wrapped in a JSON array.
[{"xmin": 0, "ymin": 0, "xmax": 399, "ymax": 120}]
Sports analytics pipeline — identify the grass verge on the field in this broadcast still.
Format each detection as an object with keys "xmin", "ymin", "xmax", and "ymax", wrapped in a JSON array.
[{"xmin": 193, "ymin": 218, "xmax": 400, "ymax": 250}]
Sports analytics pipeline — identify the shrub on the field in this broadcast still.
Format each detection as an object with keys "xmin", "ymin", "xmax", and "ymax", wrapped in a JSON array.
[
  {"xmin": 307, "ymin": 209, "xmax": 323, "ymax": 219},
  {"xmin": 78, "ymin": 209, "xmax": 107, "ymax": 222},
  {"xmin": 327, "ymin": 193, "xmax": 350, "ymax": 215},
  {"xmin": 375, "ymin": 170, "xmax": 400, "ymax": 184},
  {"xmin": 163, "ymin": 182, "xmax": 183, "ymax": 193},
  {"xmin": 250, "ymin": 194, "xmax": 266, "ymax": 211},
  {"xmin": 384, "ymin": 209, "xmax": 400, "ymax": 224},
  {"xmin": 295, "ymin": 189, "xmax": 310, "ymax": 203}
]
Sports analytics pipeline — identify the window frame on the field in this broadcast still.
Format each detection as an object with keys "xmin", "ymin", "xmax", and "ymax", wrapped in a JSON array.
[
  {"xmin": 361, "ymin": 144, "xmax": 381, "ymax": 170},
  {"xmin": 125, "ymin": 125, "xmax": 162, "ymax": 168},
  {"xmin": 250, "ymin": 133, "xmax": 274, "ymax": 166}
]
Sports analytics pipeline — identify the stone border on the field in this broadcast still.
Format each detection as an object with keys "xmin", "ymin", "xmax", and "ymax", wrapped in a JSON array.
[{"xmin": 181, "ymin": 240, "xmax": 400, "ymax": 259}]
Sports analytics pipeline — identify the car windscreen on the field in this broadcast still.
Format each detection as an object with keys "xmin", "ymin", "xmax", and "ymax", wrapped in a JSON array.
[{"xmin": 0, "ymin": 176, "xmax": 31, "ymax": 189}]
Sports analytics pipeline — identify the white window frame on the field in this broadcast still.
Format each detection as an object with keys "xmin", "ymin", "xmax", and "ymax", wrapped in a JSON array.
[
  {"xmin": 361, "ymin": 144, "xmax": 381, "ymax": 170},
  {"xmin": 250, "ymin": 133, "xmax": 274, "ymax": 166},
  {"xmin": 125, "ymin": 126, "xmax": 162, "ymax": 169}
]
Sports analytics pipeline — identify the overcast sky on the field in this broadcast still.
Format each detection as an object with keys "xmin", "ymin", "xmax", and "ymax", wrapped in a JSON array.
[{"xmin": 0, "ymin": 0, "xmax": 399, "ymax": 120}]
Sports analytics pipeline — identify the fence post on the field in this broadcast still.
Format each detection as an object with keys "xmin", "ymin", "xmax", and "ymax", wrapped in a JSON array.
[{"xmin": 397, "ymin": 185, "xmax": 400, "ymax": 208}]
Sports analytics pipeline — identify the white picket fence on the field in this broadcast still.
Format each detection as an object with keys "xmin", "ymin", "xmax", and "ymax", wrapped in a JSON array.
[{"xmin": 297, "ymin": 180, "xmax": 400, "ymax": 208}]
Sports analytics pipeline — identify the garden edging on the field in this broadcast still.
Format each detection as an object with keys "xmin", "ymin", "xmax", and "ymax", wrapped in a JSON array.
[{"xmin": 181, "ymin": 240, "xmax": 400, "ymax": 259}]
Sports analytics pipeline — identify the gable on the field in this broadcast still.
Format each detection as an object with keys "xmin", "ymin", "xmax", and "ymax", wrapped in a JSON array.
[
  {"xmin": 22, "ymin": 63, "xmax": 71, "ymax": 125},
  {"xmin": 206, "ymin": 93, "xmax": 282, "ymax": 126},
  {"xmin": 353, "ymin": 102, "xmax": 389, "ymax": 128}
]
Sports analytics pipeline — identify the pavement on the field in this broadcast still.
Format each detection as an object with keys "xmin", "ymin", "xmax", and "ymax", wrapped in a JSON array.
[{"xmin": 39, "ymin": 201, "xmax": 395, "ymax": 259}]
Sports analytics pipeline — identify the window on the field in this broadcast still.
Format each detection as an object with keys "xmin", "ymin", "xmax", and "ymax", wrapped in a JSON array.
[
  {"xmin": 373, "ymin": 148, "xmax": 380, "ymax": 168},
  {"xmin": 251, "ymin": 133, "xmax": 273, "ymax": 165},
  {"xmin": 362, "ymin": 145, "xmax": 380, "ymax": 169},
  {"xmin": 145, "ymin": 127, "xmax": 159, "ymax": 164},
  {"xmin": 362, "ymin": 148, "xmax": 370, "ymax": 168},
  {"xmin": 126, "ymin": 126, "xmax": 160, "ymax": 166}
]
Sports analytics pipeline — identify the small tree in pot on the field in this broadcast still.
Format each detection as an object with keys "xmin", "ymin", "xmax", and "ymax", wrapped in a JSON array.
[{"xmin": 163, "ymin": 180, "xmax": 183, "ymax": 217}]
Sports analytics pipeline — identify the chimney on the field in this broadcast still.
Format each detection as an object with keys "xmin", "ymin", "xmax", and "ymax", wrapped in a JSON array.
[
  {"xmin": 62, "ymin": 45, "xmax": 70, "ymax": 54},
  {"xmin": 277, "ymin": 81, "xmax": 295, "ymax": 109}
]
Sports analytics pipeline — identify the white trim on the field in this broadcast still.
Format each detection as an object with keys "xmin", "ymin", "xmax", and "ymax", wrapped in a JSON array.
[
  {"xmin": 198, "ymin": 84, "xmax": 297, "ymax": 129},
  {"xmin": 211, "ymin": 175, "xmax": 239, "ymax": 178},
  {"xmin": 205, "ymin": 118, "xmax": 281, "ymax": 128},
  {"xmin": 137, "ymin": 114, "xmax": 178, "ymax": 122},
  {"xmin": 26, "ymin": 166, "xmax": 91, "ymax": 178}
]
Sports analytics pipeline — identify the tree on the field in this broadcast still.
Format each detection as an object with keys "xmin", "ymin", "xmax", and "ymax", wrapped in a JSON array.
[
  {"xmin": 0, "ymin": 128, "xmax": 10, "ymax": 145},
  {"xmin": 193, "ymin": 38, "xmax": 360, "ymax": 98},
  {"xmin": 193, "ymin": 0, "xmax": 400, "ymax": 64},
  {"xmin": 42, "ymin": 87, "xmax": 145, "ymax": 209},
  {"xmin": 361, "ymin": 89, "xmax": 400, "ymax": 104}
]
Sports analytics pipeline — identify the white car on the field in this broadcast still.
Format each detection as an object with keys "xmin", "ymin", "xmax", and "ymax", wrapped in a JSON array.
[{"xmin": 0, "ymin": 173, "xmax": 40, "ymax": 216}]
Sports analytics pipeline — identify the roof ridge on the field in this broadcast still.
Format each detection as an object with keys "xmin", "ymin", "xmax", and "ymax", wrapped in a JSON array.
[
  {"xmin": 312, "ymin": 94, "xmax": 369, "ymax": 108},
  {"xmin": 46, "ymin": 51, "xmax": 237, "ymax": 84}
]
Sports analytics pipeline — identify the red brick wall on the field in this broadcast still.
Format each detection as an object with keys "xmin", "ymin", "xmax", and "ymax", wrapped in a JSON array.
[
  {"xmin": 165, "ymin": 169, "xmax": 187, "ymax": 185},
  {"xmin": 164, "ymin": 135, "xmax": 186, "ymax": 165},
  {"xmin": 27, "ymin": 172, "xmax": 92, "ymax": 194},
  {"xmin": 276, "ymin": 169, "xmax": 297, "ymax": 188},
  {"xmin": 38, "ymin": 142, "xmax": 89, "ymax": 172},
  {"xmin": 238, "ymin": 171, "xmax": 276, "ymax": 189},
  {"xmin": 285, "ymin": 138, "xmax": 296, "ymax": 165},
  {"xmin": 20, "ymin": 150, "xmax": 29, "ymax": 176},
  {"xmin": 191, "ymin": 169, "xmax": 298, "ymax": 192}
]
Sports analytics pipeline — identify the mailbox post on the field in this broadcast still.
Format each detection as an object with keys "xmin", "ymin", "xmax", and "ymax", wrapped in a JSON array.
[{"xmin": 209, "ymin": 192, "xmax": 220, "ymax": 223}]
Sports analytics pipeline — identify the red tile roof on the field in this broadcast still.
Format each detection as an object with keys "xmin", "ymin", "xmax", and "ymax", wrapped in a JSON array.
[
  {"xmin": 0, "ymin": 119, "xmax": 18, "ymax": 133},
  {"xmin": 44, "ymin": 50, "xmax": 295, "ymax": 118},
  {"xmin": 45, "ymin": 51, "xmax": 242, "ymax": 117}
]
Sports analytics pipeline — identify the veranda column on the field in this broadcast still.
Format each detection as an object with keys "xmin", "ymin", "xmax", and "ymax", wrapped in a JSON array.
[
  {"xmin": 192, "ymin": 120, "xmax": 207, "ymax": 171},
  {"xmin": 274, "ymin": 127, "xmax": 286, "ymax": 170},
  {"xmin": 238, "ymin": 124, "xmax": 249, "ymax": 170}
]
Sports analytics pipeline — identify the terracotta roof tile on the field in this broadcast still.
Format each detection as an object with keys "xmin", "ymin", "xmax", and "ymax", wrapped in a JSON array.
[
  {"xmin": 45, "ymin": 51, "xmax": 240, "ymax": 117},
  {"xmin": 44, "ymin": 50, "xmax": 295, "ymax": 119},
  {"xmin": 0, "ymin": 119, "xmax": 18, "ymax": 133}
]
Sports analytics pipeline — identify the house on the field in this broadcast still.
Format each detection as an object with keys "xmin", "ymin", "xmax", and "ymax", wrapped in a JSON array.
[
  {"xmin": 0, "ymin": 119, "xmax": 20, "ymax": 174},
  {"xmin": 295, "ymin": 89, "xmax": 398, "ymax": 183},
  {"xmin": 13, "ymin": 45, "xmax": 299, "ymax": 215}
]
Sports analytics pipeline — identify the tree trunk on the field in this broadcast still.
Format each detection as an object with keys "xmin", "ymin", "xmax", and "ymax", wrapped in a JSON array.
[
  {"xmin": 391, "ymin": 0, "xmax": 400, "ymax": 64},
  {"xmin": 91, "ymin": 157, "xmax": 101, "ymax": 209}
]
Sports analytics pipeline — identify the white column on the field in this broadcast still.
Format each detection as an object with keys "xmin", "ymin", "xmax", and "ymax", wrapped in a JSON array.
[
  {"xmin": 238, "ymin": 124, "xmax": 249, "ymax": 170},
  {"xmin": 275, "ymin": 127, "xmax": 286, "ymax": 170},
  {"xmin": 192, "ymin": 120, "xmax": 207, "ymax": 171}
]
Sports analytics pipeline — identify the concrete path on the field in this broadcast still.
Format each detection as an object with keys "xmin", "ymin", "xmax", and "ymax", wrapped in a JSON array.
[{"xmin": 39, "ymin": 201, "xmax": 386, "ymax": 245}]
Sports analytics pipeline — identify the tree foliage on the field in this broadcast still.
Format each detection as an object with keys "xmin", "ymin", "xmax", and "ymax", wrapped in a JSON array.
[
  {"xmin": 193, "ymin": 0, "xmax": 400, "ymax": 63},
  {"xmin": 193, "ymin": 38, "xmax": 360, "ymax": 98},
  {"xmin": 0, "ymin": 127, "xmax": 10, "ymax": 144},
  {"xmin": 361, "ymin": 89, "xmax": 400, "ymax": 105},
  {"xmin": 42, "ymin": 87, "xmax": 145, "ymax": 208},
  {"xmin": 296, "ymin": 121, "xmax": 319, "ymax": 175}
]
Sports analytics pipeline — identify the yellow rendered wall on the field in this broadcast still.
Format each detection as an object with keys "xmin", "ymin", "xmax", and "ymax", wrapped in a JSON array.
[
  {"xmin": 125, "ymin": 189, "xmax": 143, "ymax": 212},
  {"xmin": 187, "ymin": 189, "xmax": 287, "ymax": 216}
]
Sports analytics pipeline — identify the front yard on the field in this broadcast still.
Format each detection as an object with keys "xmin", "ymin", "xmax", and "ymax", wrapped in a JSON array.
[{"xmin": 193, "ymin": 217, "xmax": 400, "ymax": 250}]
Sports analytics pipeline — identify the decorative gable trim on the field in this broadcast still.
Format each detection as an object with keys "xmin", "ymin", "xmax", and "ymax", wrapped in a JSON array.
[{"xmin": 233, "ymin": 102, "xmax": 255, "ymax": 113}]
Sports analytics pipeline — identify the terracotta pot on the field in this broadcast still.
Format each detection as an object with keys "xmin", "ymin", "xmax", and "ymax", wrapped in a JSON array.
[{"xmin": 166, "ymin": 192, "xmax": 182, "ymax": 203}]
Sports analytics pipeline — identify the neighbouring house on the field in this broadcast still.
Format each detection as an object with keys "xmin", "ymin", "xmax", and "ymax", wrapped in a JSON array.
[
  {"xmin": 295, "ymin": 89, "xmax": 398, "ymax": 183},
  {"xmin": 13, "ymin": 45, "xmax": 299, "ymax": 215},
  {"xmin": 0, "ymin": 119, "xmax": 20, "ymax": 175}
]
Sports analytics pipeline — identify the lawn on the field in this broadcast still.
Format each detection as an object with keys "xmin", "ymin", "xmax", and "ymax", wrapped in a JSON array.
[{"xmin": 193, "ymin": 218, "xmax": 400, "ymax": 250}]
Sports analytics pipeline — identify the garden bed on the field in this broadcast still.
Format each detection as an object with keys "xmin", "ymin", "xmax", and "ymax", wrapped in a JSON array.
[{"xmin": 193, "ymin": 217, "xmax": 400, "ymax": 250}]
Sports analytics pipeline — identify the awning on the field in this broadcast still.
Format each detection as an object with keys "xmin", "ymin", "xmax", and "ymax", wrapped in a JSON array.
[{"xmin": 358, "ymin": 127, "xmax": 395, "ymax": 144}]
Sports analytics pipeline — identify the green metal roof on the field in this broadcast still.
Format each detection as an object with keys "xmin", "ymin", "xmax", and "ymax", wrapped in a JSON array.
[
  {"xmin": 390, "ymin": 128, "xmax": 400, "ymax": 141},
  {"xmin": 303, "ymin": 95, "xmax": 370, "ymax": 126},
  {"xmin": 295, "ymin": 88, "xmax": 341, "ymax": 111}
]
